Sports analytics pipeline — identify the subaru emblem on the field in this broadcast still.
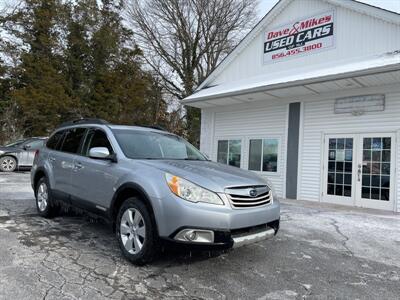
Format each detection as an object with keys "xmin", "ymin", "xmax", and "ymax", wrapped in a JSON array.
[{"xmin": 249, "ymin": 189, "xmax": 258, "ymax": 197}]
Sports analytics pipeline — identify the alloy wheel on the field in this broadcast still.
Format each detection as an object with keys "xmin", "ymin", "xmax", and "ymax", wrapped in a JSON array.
[
  {"xmin": 37, "ymin": 182, "xmax": 48, "ymax": 212},
  {"xmin": 1, "ymin": 158, "xmax": 16, "ymax": 172},
  {"xmin": 120, "ymin": 208, "xmax": 146, "ymax": 254}
]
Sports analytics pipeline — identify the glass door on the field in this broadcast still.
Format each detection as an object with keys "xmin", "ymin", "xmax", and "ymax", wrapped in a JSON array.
[
  {"xmin": 322, "ymin": 134, "xmax": 356, "ymax": 206},
  {"xmin": 323, "ymin": 133, "xmax": 396, "ymax": 211},
  {"xmin": 356, "ymin": 134, "xmax": 395, "ymax": 210}
]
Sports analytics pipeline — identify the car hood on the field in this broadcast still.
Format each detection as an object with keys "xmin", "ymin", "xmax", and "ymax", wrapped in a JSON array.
[{"xmin": 138, "ymin": 160, "xmax": 268, "ymax": 193}]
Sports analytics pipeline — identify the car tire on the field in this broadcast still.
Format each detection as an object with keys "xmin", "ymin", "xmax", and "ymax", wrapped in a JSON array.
[
  {"xmin": 116, "ymin": 197, "xmax": 159, "ymax": 265},
  {"xmin": 0, "ymin": 156, "xmax": 17, "ymax": 172},
  {"xmin": 35, "ymin": 177, "xmax": 57, "ymax": 218}
]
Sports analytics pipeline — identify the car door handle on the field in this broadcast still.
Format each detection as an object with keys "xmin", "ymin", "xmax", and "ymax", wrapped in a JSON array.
[{"xmin": 74, "ymin": 162, "xmax": 83, "ymax": 170}]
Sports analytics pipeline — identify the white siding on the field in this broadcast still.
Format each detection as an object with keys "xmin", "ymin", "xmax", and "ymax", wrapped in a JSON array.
[
  {"xmin": 201, "ymin": 101, "xmax": 288, "ymax": 198},
  {"xmin": 299, "ymin": 89, "xmax": 400, "ymax": 212},
  {"xmin": 200, "ymin": 86, "xmax": 400, "ymax": 211},
  {"xmin": 196, "ymin": 0, "xmax": 400, "ymax": 211},
  {"xmin": 199, "ymin": 109, "xmax": 213, "ymax": 157},
  {"xmin": 212, "ymin": 0, "xmax": 400, "ymax": 85}
]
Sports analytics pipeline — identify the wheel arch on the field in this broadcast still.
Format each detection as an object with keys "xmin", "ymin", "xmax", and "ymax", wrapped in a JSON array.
[
  {"xmin": 0, "ymin": 153, "xmax": 18, "ymax": 163},
  {"xmin": 32, "ymin": 167, "xmax": 48, "ymax": 194},
  {"xmin": 110, "ymin": 183, "xmax": 159, "ymax": 234}
]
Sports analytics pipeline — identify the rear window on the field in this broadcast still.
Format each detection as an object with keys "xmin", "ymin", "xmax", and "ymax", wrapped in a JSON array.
[{"xmin": 60, "ymin": 128, "xmax": 86, "ymax": 154}]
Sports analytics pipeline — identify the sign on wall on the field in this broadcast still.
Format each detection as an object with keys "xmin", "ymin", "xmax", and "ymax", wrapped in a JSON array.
[
  {"xmin": 263, "ymin": 10, "xmax": 335, "ymax": 64},
  {"xmin": 334, "ymin": 94, "xmax": 385, "ymax": 115}
]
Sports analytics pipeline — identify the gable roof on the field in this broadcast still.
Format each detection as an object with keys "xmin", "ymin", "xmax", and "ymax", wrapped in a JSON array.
[{"xmin": 193, "ymin": 0, "xmax": 400, "ymax": 93}]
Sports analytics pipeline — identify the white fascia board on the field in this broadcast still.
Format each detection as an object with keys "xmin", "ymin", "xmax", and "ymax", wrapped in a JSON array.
[{"xmin": 183, "ymin": 52, "xmax": 400, "ymax": 104}]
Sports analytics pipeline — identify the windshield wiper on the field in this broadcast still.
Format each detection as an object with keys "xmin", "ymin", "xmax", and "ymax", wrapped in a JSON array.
[
  {"xmin": 137, "ymin": 157, "xmax": 206, "ymax": 161},
  {"xmin": 182, "ymin": 158, "xmax": 205, "ymax": 161}
]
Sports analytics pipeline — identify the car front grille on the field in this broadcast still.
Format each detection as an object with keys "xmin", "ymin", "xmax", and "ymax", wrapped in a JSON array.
[{"xmin": 225, "ymin": 185, "xmax": 272, "ymax": 209}]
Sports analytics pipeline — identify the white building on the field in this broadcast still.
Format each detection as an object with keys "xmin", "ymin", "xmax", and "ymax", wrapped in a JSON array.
[{"xmin": 182, "ymin": 0, "xmax": 400, "ymax": 212}]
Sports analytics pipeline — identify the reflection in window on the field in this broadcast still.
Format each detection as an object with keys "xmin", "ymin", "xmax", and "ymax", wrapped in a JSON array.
[
  {"xmin": 248, "ymin": 138, "xmax": 279, "ymax": 172},
  {"xmin": 217, "ymin": 140, "xmax": 241, "ymax": 167},
  {"xmin": 327, "ymin": 138, "xmax": 353, "ymax": 197},
  {"xmin": 361, "ymin": 137, "xmax": 391, "ymax": 201}
]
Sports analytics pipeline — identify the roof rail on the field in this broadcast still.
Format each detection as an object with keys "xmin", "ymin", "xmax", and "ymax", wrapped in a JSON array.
[
  {"xmin": 58, "ymin": 118, "xmax": 110, "ymax": 128},
  {"xmin": 139, "ymin": 125, "xmax": 167, "ymax": 131}
]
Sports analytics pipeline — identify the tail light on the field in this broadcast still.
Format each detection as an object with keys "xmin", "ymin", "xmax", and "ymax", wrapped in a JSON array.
[{"xmin": 34, "ymin": 150, "xmax": 39, "ymax": 161}]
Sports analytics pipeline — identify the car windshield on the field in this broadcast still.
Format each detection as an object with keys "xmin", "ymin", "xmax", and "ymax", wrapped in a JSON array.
[
  {"xmin": 112, "ymin": 129, "xmax": 207, "ymax": 160},
  {"xmin": 5, "ymin": 139, "xmax": 27, "ymax": 147}
]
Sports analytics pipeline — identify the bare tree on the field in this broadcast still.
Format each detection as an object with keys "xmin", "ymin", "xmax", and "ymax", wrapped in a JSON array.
[{"xmin": 125, "ymin": 0, "xmax": 258, "ymax": 145}]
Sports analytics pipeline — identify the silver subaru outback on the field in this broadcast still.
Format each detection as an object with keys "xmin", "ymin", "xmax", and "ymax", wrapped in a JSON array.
[{"xmin": 31, "ymin": 119, "xmax": 280, "ymax": 265}]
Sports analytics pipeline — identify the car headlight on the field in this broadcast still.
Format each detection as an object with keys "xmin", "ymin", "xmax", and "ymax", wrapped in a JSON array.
[
  {"xmin": 264, "ymin": 178, "xmax": 276, "ymax": 201},
  {"xmin": 165, "ymin": 173, "xmax": 223, "ymax": 205}
]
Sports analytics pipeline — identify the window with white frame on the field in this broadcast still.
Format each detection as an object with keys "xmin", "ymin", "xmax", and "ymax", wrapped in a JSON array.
[
  {"xmin": 217, "ymin": 139, "xmax": 241, "ymax": 168},
  {"xmin": 248, "ymin": 138, "xmax": 279, "ymax": 172}
]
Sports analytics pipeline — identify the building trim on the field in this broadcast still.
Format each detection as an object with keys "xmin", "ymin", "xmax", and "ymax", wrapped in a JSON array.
[
  {"xmin": 184, "ymin": 60, "xmax": 400, "ymax": 104},
  {"xmin": 285, "ymin": 102, "xmax": 301, "ymax": 199},
  {"xmin": 296, "ymin": 102, "xmax": 304, "ymax": 200}
]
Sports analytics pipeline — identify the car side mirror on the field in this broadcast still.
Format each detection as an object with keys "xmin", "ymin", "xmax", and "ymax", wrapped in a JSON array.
[
  {"xmin": 89, "ymin": 147, "xmax": 117, "ymax": 162},
  {"xmin": 23, "ymin": 145, "xmax": 31, "ymax": 150}
]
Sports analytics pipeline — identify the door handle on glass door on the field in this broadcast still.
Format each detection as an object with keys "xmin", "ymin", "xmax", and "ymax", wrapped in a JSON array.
[{"xmin": 357, "ymin": 164, "xmax": 362, "ymax": 181}]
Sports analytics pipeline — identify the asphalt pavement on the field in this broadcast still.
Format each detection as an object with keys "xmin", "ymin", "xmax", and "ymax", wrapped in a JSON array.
[{"xmin": 0, "ymin": 171, "xmax": 399, "ymax": 299}]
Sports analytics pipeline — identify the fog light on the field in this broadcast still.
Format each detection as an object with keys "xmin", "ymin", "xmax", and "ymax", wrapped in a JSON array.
[
  {"xmin": 185, "ymin": 230, "xmax": 197, "ymax": 241},
  {"xmin": 174, "ymin": 229, "xmax": 214, "ymax": 243}
]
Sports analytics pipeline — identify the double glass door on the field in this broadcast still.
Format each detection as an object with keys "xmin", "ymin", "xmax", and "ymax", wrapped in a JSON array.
[{"xmin": 323, "ymin": 133, "xmax": 395, "ymax": 211}]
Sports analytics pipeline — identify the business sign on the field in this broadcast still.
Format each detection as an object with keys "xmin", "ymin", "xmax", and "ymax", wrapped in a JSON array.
[
  {"xmin": 334, "ymin": 94, "xmax": 385, "ymax": 115},
  {"xmin": 263, "ymin": 11, "xmax": 335, "ymax": 63}
]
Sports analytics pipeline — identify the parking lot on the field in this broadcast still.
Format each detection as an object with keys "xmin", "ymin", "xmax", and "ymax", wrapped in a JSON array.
[{"xmin": 0, "ymin": 172, "xmax": 399, "ymax": 299}]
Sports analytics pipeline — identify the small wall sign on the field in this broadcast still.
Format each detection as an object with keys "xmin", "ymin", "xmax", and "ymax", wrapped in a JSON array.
[
  {"xmin": 263, "ymin": 10, "xmax": 335, "ymax": 64},
  {"xmin": 334, "ymin": 94, "xmax": 385, "ymax": 115}
]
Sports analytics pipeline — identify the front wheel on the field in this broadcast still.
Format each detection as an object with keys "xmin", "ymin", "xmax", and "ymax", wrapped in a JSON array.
[
  {"xmin": 116, "ymin": 197, "xmax": 159, "ymax": 265},
  {"xmin": 0, "ymin": 156, "xmax": 17, "ymax": 172}
]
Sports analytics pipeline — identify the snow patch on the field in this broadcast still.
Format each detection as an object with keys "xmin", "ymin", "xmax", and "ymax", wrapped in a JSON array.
[{"xmin": 258, "ymin": 290, "xmax": 298, "ymax": 300}]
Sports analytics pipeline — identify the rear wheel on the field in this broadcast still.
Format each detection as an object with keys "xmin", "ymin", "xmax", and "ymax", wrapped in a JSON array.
[
  {"xmin": 0, "ymin": 156, "xmax": 17, "ymax": 172},
  {"xmin": 116, "ymin": 197, "xmax": 159, "ymax": 265},
  {"xmin": 35, "ymin": 177, "xmax": 57, "ymax": 218}
]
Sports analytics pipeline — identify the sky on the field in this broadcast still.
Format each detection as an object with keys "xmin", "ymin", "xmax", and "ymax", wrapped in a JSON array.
[
  {"xmin": 258, "ymin": 0, "xmax": 400, "ymax": 19},
  {"xmin": 1, "ymin": 0, "xmax": 399, "ymax": 17}
]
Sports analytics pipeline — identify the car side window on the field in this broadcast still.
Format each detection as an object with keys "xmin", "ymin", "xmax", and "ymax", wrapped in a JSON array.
[
  {"xmin": 5, "ymin": 139, "xmax": 26, "ymax": 147},
  {"xmin": 25, "ymin": 139, "xmax": 44, "ymax": 150},
  {"xmin": 60, "ymin": 128, "xmax": 87, "ymax": 154},
  {"xmin": 83, "ymin": 129, "xmax": 113, "ymax": 156},
  {"xmin": 47, "ymin": 131, "xmax": 65, "ymax": 150}
]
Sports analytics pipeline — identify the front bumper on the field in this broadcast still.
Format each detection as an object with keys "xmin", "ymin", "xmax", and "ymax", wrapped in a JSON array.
[
  {"xmin": 231, "ymin": 223, "xmax": 277, "ymax": 248},
  {"xmin": 154, "ymin": 192, "xmax": 281, "ymax": 238},
  {"xmin": 161, "ymin": 219, "xmax": 280, "ymax": 250}
]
